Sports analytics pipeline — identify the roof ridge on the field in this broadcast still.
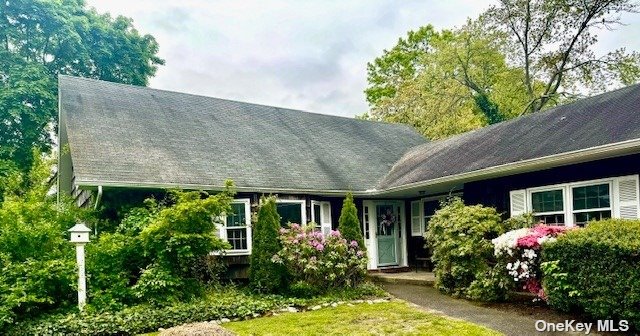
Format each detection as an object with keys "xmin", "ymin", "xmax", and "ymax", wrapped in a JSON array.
[{"xmin": 58, "ymin": 75, "xmax": 418, "ymax": 129}]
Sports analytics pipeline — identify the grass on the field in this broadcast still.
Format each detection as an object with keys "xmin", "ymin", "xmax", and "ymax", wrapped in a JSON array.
[{"xmin": 224, "ymin": 300, "xmax": 503, "ymax": 336}]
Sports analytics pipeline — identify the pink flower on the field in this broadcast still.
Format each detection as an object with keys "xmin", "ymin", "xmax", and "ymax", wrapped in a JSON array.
[
  {"xmin": 330, "ymin": 230, "xmax": 341, "ymax": 237},
  {"xmin": 350, "ymin": 240, "xmax": 358, "ymax": 247},
  {"xmin": 315, "ymin": 244, "xmax": 324, "ymax": 251},
  {"xmin": 291, "ymin": 223, "xmax": 300, "ymax": 229},
  {"xmin": 356, "ymin": 251, "xmax": 364, "ymax": 257}
]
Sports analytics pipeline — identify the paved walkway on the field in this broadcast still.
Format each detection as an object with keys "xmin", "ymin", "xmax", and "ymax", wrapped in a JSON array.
[{"xmin": 382, "ymin": 283, "xmax": 603, "ymax": 336}]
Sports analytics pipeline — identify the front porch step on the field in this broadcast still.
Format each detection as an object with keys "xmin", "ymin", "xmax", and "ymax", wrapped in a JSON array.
[{"xmin": 369, "ymin": 271, "xmax": 436, "ymax": 287}]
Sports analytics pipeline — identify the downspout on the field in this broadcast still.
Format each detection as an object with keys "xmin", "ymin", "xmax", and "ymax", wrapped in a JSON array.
[{"xmin": 93, "ymin": 185, "xmax": 103, "ymax": 235}]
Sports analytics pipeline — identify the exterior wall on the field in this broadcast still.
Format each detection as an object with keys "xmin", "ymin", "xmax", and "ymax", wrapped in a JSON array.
[{"xmin": 464, "ymin": 153, "xmax": 640, "ymax": 217}]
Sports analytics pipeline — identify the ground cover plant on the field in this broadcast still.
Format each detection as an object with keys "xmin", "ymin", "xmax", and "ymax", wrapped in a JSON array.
[{"xmin": 7, "ymin": 284, "xmax": 385, "ymax": 335}]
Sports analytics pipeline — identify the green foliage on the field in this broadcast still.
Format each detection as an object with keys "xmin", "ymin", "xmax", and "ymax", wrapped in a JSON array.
[
  {"xmin": 274, "ymin": 224, "xmax": 367, "ymax": 292},
  {"xmin": 488, "ymin": 0, "xmax": 640, "ymax": 113},
  {"xmin": 7, "ymin": 284, "xmax": 385, "ymax": 335},
  {"xmin": 366, "ymin": 20, "xmax": 532, "ymax": 140},
  {"xmin": 0, "ymin": 0, "xmax": 164, "ymax": 183},
  {"xmin": 250, "ymin": 196, "xmax": 285, "ymax": 293},
  {"xmin": 338, "ymin": 192, "xmax": 365, "ymax": 250},
  {"xmin": 0, "ymin": 151, "xmax": 93, "ymax": 327},
  {"xmin": 542, "ymin": 219, "xmax": 640, "ymax": 329},
  {"xmin": 425, "ymin": 198, "xmax": 509, "ymax": 300}
]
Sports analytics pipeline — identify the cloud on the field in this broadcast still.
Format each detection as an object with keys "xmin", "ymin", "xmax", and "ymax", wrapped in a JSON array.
[{"xmin": 85, "ymin": 0, "xmax": 640, "ymax": 118}]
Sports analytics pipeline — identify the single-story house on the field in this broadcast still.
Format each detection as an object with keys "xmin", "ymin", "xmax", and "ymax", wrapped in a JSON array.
[{"xmin": 58, "ymin": 75, "xmax": 640, "ymax": 273}]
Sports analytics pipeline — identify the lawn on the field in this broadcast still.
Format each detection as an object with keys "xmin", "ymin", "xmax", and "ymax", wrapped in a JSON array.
[{"xmin": 224, "ymin": 300, "xmax": 502, "ymax": 336}]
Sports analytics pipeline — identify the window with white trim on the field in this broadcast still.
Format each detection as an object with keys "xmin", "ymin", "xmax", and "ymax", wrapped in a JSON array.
[
  {"xmin": 220, "ymin": 199, "xmax": 251, "ymax": 254},
  {"xmin": 311, "ymin": 200, "xmax": 332, "ymax": 235},
  {"xmin": 530, "ymin": 189, "xmax": 565, "ymax": 225},
  {"xmin": 275, "ymin": 199, "xmax": 307, "ymax": 227},
  {"xmin": 571, "ymin": 183, "xmax": 611, "ymax": 226},
  {"xmin": 511, "ymin": 175, "xmax": 638, "ymax": 226}
]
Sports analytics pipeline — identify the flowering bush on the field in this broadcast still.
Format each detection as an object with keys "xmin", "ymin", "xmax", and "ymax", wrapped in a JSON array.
[
  {"xmin": 272, "ymin": 224, "xmax": 367, "ymax": 291},
  {"xmin": 492, "ymin": 225, "xmax": 571, "ymax": 299}
]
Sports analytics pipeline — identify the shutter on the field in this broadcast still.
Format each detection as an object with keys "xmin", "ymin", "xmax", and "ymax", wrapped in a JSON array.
[
  {"xmin": 615, "ymin": 175, "xmax": 639, "ymax": 219},
  {"xmin": 509, "ymin": 190, "xmax": 527, "ymax": 217},
  {"xmin": 320, "ymin": 202, "xmax": 332, "ymax": 235},
  {"xmin": 411, "ymin": 201, "xmax": 422, "ymax": 236}
]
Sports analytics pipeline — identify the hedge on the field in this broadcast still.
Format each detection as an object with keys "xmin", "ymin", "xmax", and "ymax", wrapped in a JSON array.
[{"xmin": 542, "ymin": 219, "xmax": 640, "ymax": 329}]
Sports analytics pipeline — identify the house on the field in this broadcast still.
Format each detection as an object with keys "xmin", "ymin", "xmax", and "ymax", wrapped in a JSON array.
[{"xmin": 58, "ymin": 75, "xmax": 640, "ymax": 273}]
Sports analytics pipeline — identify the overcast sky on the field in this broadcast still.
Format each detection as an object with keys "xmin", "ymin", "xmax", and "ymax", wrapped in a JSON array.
[{"xmin": 86, "ymin": 0, "xmax": 640, "ymax": 118}]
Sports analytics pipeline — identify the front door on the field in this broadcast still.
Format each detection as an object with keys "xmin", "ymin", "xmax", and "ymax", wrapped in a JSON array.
[{"xmin": 376, "ymin": 204, "xmax": 398, "ymax": 266}]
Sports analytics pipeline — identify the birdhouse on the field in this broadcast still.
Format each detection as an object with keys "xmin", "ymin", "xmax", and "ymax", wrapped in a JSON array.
[{"xmin": 69, "ymin": 223, "xmax": 91, "ymax": 244}]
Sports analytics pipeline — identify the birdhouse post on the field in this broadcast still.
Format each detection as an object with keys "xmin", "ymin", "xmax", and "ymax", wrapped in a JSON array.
[{"xmin": 68, "ymin": 222, "xmax": 91, "ymax": 311}]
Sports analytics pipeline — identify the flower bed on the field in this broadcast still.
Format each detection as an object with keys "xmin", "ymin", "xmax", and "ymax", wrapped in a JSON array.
[{"xmin": 492, "ymin": 225, "xmax": 571, "ymax": 300}]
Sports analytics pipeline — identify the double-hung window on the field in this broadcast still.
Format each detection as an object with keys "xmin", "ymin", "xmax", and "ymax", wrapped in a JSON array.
[
  {"xmin": 530, "ymin": 189, "xmax": 565, "ymax": 224},
  {"xmin": 571, "ymin": 183, "xmax": 611, "ymax": 226},
  {"xmin": 221, "ymin": 199, "xmax": 251, "ymax": 254},
  {"xmin": 510, "ymin": 175, "xmax": 637, "ymax": 226}
]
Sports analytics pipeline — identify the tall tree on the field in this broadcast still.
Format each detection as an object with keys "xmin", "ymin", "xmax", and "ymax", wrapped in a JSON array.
[
  {"xmin": 367, "ymin": 21, "xmax": 531, "ymax": 139},
  {"xmin": 0, "ymin": 0, "xmax": 164, "ymax": 178},
  {"xmin": 488, "ymin": 0, "xmax": 640, "ymax": 113},
  {"xmin": 249, "ymin": 196, "xmax": 285, "ymax": 293}
]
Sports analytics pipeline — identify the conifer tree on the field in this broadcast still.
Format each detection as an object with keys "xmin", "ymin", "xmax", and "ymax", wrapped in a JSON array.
[
  {"xmin": 338, "ymin": 192, "xmax": 365, "ymax": 250},
  {"xmin": 249, "ymin": 196, "xmax": 284, "ymax": 292}
]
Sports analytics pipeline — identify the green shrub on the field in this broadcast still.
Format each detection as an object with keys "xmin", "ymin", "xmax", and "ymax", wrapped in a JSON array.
[
  {"xmin": 0, "ymin": 151, "xmax": 93, "ymax": 327},
  {"xmin": 273, "ymin": 224, "xmax": 367, "ymax": 292},
  {"xmin": 249, "ymin": 196, "xmax": 285, "ymax": 293},
  {"xmin": 426, "ymin": 197, "xmax": 508, "ymax": 300},
  {"xmin": 338, "ymin": 192, "xmax": 365, "ymax": 250},
  {"xmin": 542, "ymin": 219, "xmax": 640, "ymax": 329},
  {"xmin": 137, "ymin": 185, "xmax": 233, "ymax": 300}
]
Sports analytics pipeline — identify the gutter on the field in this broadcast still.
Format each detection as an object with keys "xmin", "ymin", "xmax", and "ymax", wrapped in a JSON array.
[
  {"xmin": 93, "ymin": 185, "xmax": 103, "ymax": 235},
  {"xmin": 73, "ymin": 138, "xmax": 640, "ymax": 197}
]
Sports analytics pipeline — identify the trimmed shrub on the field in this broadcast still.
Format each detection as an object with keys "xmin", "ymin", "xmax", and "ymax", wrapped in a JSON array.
[
  {"xmin": 542, "ymin": 219, "xmax": 640, "ymax": 329},
  {"xmin": 249, "ymin": 196, "xmax": 285, "ymax": 293},
  {"xmin": 338, "ymin": 192, "xmax": 365, "ymax": 250},
  {"xmin": 273, "ymin": 224, "xmax": 367, "ymax": 292},
  {"xmin": 426, "ymin": 197, "xmax": 508, "ymax": 300}
]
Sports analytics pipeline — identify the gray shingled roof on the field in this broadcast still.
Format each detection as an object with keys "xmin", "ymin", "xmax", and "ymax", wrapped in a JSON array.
[
  {"xmin": 59, "ymin": 76, "xmax": 427, "ymax": 192},
  {"xmin": 377, "ymin": 83, "xmax": 640, "ymax": 190}
]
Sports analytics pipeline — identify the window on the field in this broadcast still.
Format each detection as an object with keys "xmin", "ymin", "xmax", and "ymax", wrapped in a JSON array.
[
  {"xmin": 410, "ymin": 201, "xmax": 422, "ymax": 236},
  {"xmin": 512, "ymin": 175, "xmax": 640, "ymax": 226},
  {"xmin": 220, "ymin": 199, "xmax": 251, "ymax": 254},
  {"xmin": 363, "ymin": 205, "xmax": 370, "ymax": 239},
  {"xmin": 530, "ymin": 189, "xmax": 565, "ymax": 224},
  {"xmin": 311, "ymin": 201, "xmax": 332, "ymax": 235},
  {"xmin": 275, "ymin": 200, "xmax": 306, "ymax": 227},
  {"xmin": 572, "ymin": 183, "xmax": 611, "ymax": 226},
  {"xmin": 423, "ymin": 200, "xmax": 439, "ymax": 233}
]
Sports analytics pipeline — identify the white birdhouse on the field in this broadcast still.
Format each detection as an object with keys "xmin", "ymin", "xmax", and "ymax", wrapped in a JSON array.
[{"xmin": 69, "ymin": 223, "xmax": 91, "ymax": 244}]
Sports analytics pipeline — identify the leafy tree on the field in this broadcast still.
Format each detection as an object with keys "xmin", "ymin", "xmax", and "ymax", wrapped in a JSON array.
[
  {"xmin": 338, "ymin": 192, "xmax": 365, "ymax": 250},
  {"xmin": 487, "ymin": 0, "xmax": 640, "ymax": 113},
  {"xmin": 365, "ymin": 25, "xmax": 439, "ymax": 107},
  {"xmin": 367, "ymin": 21, "xmax": 532, "ymax": 139},
  {"xmin": 0, "ymin": 0, "xmax": 164, "ymax": 181},
  {"xmin": 250, "ymin": 196, "xmax": 285, "ymax": 293}
]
